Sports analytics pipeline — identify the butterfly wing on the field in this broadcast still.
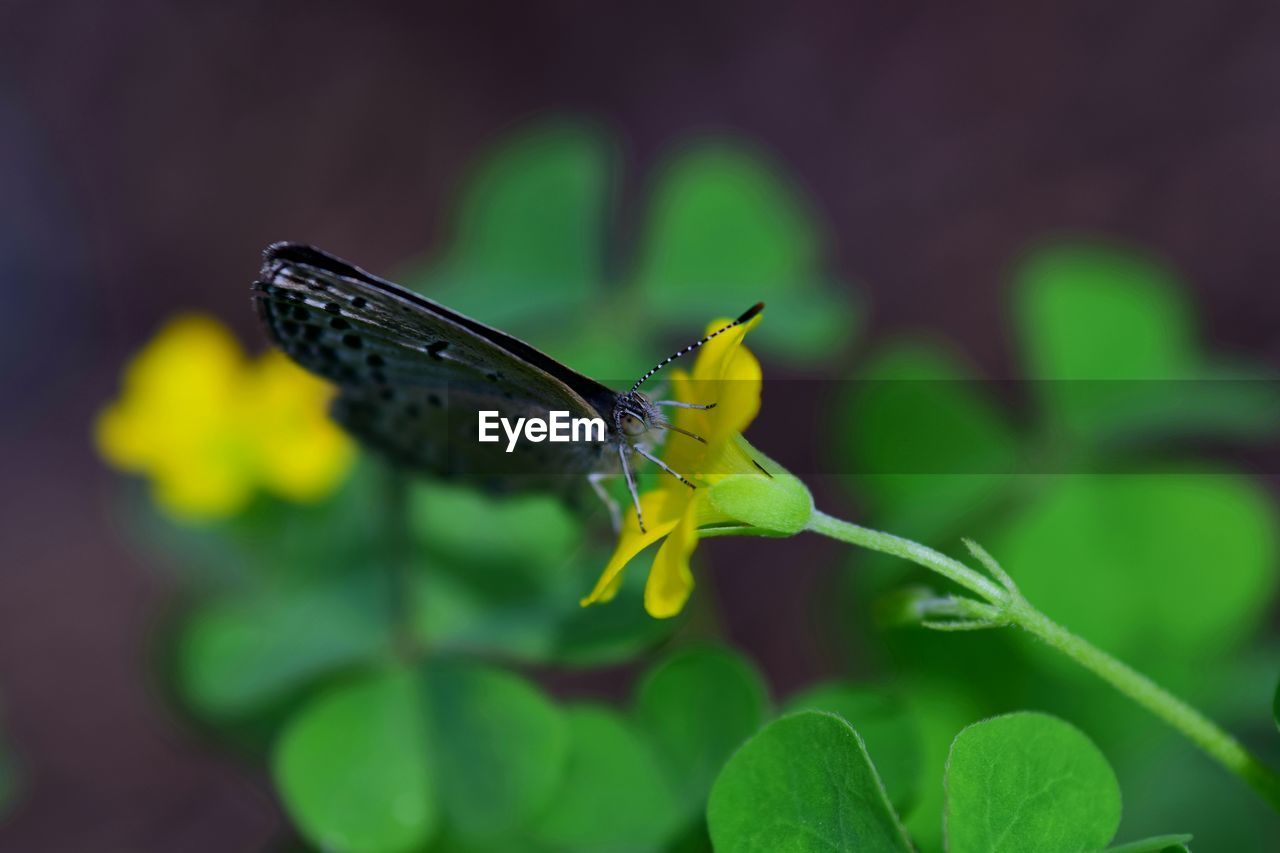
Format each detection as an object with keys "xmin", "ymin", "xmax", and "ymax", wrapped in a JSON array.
[
  {"xmin": 253, "ymin": 243, "xmax": 617, "ymax": 417},
  {"xmin": 333, "ymin": 383, "xmax": 615, "ymax": 492},
  {"xmin": 252, "ymin": 243, "xmax": 620, "ymax": 485}
]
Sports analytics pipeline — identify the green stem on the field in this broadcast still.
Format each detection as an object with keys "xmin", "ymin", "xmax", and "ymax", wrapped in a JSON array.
[
  {"xmin": 805, "ymin": 510, "xmax": 1008, "ymax": 604},
  {"xmin": 805, "ymin": 508, "xmax": 1280, "ymax": 812},
  {"xmin": 1010, "ymin": 601, "xmax": 1280, "ymax": 811}
]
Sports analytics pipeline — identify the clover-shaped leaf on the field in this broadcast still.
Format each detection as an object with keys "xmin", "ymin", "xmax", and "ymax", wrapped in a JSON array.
[
  {"xmin": 1015, "ymin": 240, "xmax": 1195, "ymax": 384},
  {"xmin": 178, "ymin": 574, "xmax": 391, "ymax": 718},
  {"xmin": 1014, "ymin": 239, "xmax": 1277, "ymax": 445},
  {"xmin": 408, "ymin": 481, "xmax": 675, "ymax": 665},
  {"xmin": 837, "ymin": 238, "xmax": 1280, "ymax": 814},
  {"xmin": 841, "ymin": 237, "xmax": 1277, "ymax": 550},
  {"xmin": 531, "ymin": 705, "xmax": 683, "ymax": 849},
  {"xmin": 707, "ymin": 711, "xmax": 912, "ymax": 852},
  {"xmin": 992, "ymin": 472, "xmax": 1277, "ymax": 677},
  {"xmin": 407, "ymin": 122, "xmax": 612, "ymax": 327},
  {"xmin": 784, "ymin": 683, "xmax": 923, "ymax": 814},
  {"xmin": 399, "ymin": 120, "xmax": 856, "ymax": 372},
  {"xmin": 408, "ymin": 479, "xmax": 581, "ymax": 583},
  {"xmin": 274, "ymin": 667, "xmax": 437, "ymax": 853},
  {"xmin": 945, "ymin": 712, "xmax": 1121, "ymax": 853},
  {"xmin": 420, "ymin": 660, "xmax": 568, "ymax": 839},
  {"xmin": 634, "ymin": 645, "xmax": 769, "ymax": 819},
  {"xmin": 273, "ymin": 661, "xmax": 569, "ymax": 850},
  {"xmin": 636, "ymin": 143, "xmax": 856, "ymax": 361},
  {"xmin": 839, "ymin": 342, "xmax": 1017, "ymax": 534}
]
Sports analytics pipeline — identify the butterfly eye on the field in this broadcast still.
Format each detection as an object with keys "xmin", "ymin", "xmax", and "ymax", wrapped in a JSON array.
[{"xmin": 621, "ymin": 413, "xmax": 647, "ymax": 436}]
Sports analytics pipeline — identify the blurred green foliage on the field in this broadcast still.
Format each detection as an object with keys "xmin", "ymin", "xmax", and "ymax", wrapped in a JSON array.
[
  {"xmin": 108, "ymin": 122, "xmax": 1279, "ymax": 851},
  {"xmin": 403, "ymin": 121, "xmax": 858, "ymax": 379},
  {"xmin": 120, "ymin": 121, "xmax": 861, "ymax": 850},
  {"xmin": 265, "ymin": 646, "xmax": 775, "ymax": 851},
  {"xmin": 837, "ymin": 238, "xmax": 1280, "ymax": 850}
]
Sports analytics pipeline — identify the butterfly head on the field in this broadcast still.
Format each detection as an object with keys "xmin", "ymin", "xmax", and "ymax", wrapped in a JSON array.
[
  {"xmin": 612, "ymin": 302, "xmax": 765, "ymax": 448},
  {"xmin": 613, "ymin": 391, "xmax": 663, "ymax": 442}
]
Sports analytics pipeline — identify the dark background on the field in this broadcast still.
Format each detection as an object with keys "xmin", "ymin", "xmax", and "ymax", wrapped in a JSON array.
[{"xmin": 2, "ymin": 1, "xmax": 1278, "ymax": 849}]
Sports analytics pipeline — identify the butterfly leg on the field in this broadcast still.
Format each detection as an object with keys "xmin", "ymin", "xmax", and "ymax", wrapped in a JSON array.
[
  {"xmin": 655, "ymin": 400, "xmax": 716, "ymax": 410},
  {"xmin": 633, "ymin": 445, "xmax": 697, "ymax": 490},
  {"xmin": 656, "ymin": 421, "xmax": 706, "ymax": 444},
  {"xmin": 618, "ymin": 444, "xmax": 646, "ymax": 534},
  {"xmin": 587, "ymin": 471, "xmax": 622, "ymax": 533}
]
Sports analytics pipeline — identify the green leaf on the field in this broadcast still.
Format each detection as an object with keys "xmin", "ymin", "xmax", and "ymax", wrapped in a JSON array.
[
  {"xmin": 896, "ymin": 679, "xmax": 987, "ymax": 852},
  {"xmin": 413, "ymin": 537, "xmax": 674, "ymax": 668},
  {"xmin": 1112, "ymin": 723, "xmax": 1279, "ymax": 853},
  {"xmin": 784, "ymin": 683, "xmax": 922, "ymax": 814},
  {"xmin": 707, "ymin": 711, "xmax": 912, "ymax": 852},
  {"xmin": 633, "ymin": 646, "xmax": 769, "ymax": 815},
  {"xmin": 1274, "ymin": 676, "xmax": 1279, "ymax": 733},
  {"xmin": 408, "ymin": 122, "xmax": 612, "ymax": 326},
  {"xmin": 1013, "ymin": 240, "xmax": 1200, "ymax": 440},
  {"xmin": 539, "ymin": 312, "xmax": 651, "ymax": 385},
  {"xmin": 1036, "ymin": 368, "xmax": 1280, "ymax": 453},
  {"xmin": 422, "ymin": 659, "xmax": 568, "ymax": 840},
  {"xmin": 274, "ymin": 667, "xmax": 436, "ymax": 853},
  {"xmin": 746, "ymin": 283, "xmax": 860, "ymax": 363},
  {"xmin": 1107, "ymin": 834, "xmax": 1194, "ymax": 853},
  {"xmin": 550, "ymin": 551, "xmax": 679, "ymax": 665},
  {"xmin": 839, "ymin": 342, "xmax": 1018, "ymax": 533},
  {"xmin": 532, "ymin": 705, "xmax": 683, "ymax": 850},
  {"xmin": 403, "ymin": 478, "xmax": 675, "ymax": 667},
  {"xmin": 1015, "ymin": 240, "xmax": 1195, "ymax": 381},
  {"xmin": 635, "ymin": 142, "xmax": 855, "ymax": 362},
  {"xmin": 409, "ymin": 480, "xmax": 581, "ymax": 579},
  {"xmin": 992, "ymin": 473, "xmax": 1277, "ymax": 676},
  {"xmin": 945, "ymin": 712, "xmax": 1121, "ymax": 853},
  {"xmin": 126, "ymin": 458, "xmax": 381, "ymax": 586},
  {"xmin": 274, "ymin": 662, "xmax": 570, "ymax": 850},
  {"xmin": 178, "ymin": 574, "xmax": 390, "ymax": 717}
]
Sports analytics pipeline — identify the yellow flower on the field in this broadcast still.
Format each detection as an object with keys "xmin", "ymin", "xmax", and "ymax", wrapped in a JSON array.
[
  {"xmin": 581, "ymin": 314, "xmax": 810, "ymax": 618},
  {"xmin": 95, "ymin": 314, "xmax": 354, "ymax": 520}
]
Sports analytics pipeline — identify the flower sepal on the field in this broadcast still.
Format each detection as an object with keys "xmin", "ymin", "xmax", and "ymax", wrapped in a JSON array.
[{"xmin": 703, "ymin": 437, "xmax": 812, "ymax": 536}]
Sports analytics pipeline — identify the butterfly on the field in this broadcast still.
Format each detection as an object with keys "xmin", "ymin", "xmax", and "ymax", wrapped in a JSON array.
[{"xmin": 252, "ymin": 243, "xmax": 762, "ymax": 532}]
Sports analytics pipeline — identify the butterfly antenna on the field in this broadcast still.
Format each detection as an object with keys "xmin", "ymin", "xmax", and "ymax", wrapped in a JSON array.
[{"xmin": 629, "ymin": 302, "xmax": 764, "ymax": 394}]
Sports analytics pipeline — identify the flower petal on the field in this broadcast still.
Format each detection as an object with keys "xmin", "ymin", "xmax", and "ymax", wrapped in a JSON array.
[
  {"xmin": 95, "ymin": 313, "xmax": 354, "ymax": 522},
  {"xmin": 696, "ymin": 342, "xmax": 761, "ymax": 447},
  {"xmin": 248, "ymin": 352, "xmax": 354, "ymax": 501},
  {"xmin": 666, "ymin": 324, "xmax": 762, "ymax": 478},
  {"xmin": 580, "ymin": 490, "xmax": 685, "ymax": 606},
  {"xmin": 644, "ymin": 507, "xmax": 699, "ymax": 618}
]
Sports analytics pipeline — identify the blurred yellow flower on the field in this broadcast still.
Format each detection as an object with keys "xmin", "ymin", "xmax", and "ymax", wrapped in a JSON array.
[
  {"xmin": 581, "ymin": 314, "xmax": 775, "ymax": 618},
  {"xmin": 95, "ymin": 314, "xmax": 354, "ymax": 520}
]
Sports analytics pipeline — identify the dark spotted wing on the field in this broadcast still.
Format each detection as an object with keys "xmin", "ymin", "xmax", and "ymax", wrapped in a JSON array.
[
  {"xmin": 252, "ymin": 243, "xmax": 618, "ymax": 419},
  {"xmin": 252, "ymin": 243, "xmax": 621, "ymax": 484},
  {"xmin": 333, "ymin": 383, "xmax": 615, "ymax": 492}
]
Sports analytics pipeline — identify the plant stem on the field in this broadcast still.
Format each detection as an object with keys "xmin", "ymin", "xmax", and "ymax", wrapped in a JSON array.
[
  {"xmin": 805, "ymin": 510, "xmax": 1008, "ymax": 604},
  {"xmin": 805, "ymin": 507, "xmax": 1280, "ymax": 812},
  {"xmin": 1010, "ymin": 601, "xmax": 1280, "ymax": 810}
]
